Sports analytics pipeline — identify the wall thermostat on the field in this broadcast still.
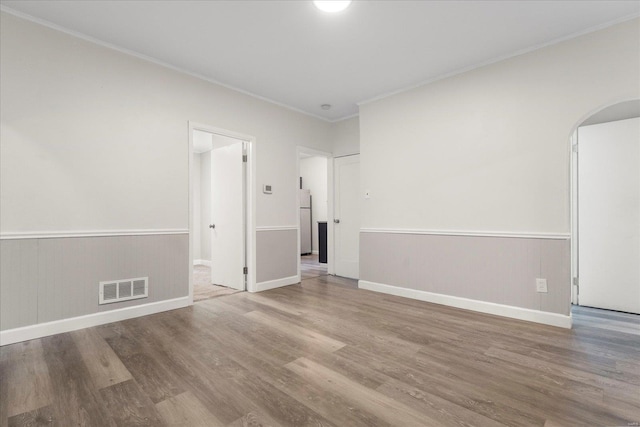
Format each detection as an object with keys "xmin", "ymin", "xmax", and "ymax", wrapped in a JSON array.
[{"xmin": 263, "ymin": 185, "xmax": 272, "ymax": 194}]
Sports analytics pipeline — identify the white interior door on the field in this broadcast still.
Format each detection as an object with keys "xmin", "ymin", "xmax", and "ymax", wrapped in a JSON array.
[
  {"xmin": 578, "ymin": 117, "xmax": 639, "ymax": 313},
  {"xmin": 334, "ymin": 155, "xmax": 360, "ymax": 279},
  {"xmin": 210, "ymin": 141, "xmax": 245, "ymax": 291}
]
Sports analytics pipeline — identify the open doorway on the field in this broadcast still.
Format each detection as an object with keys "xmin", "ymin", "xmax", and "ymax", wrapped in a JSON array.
[
  {"xmin": 189, "ymin": 123, "xmax": 255, "ymax": 302},
  {"xmin": 571, "ymin": 100, "xmax": 640, "ymax": 316},
  {"xmin": 297, "ymin": 147, "xmax": 332, "ymax": 280}
]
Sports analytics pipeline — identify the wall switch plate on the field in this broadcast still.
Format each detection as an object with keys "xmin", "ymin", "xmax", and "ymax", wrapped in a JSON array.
[
  {"xmin": 536, "ymin": 278, "xmax": 548, "ymax": 293},
  {"xmin": 263, "ymin": 184, "xmax": 272, "ymax": 194}
]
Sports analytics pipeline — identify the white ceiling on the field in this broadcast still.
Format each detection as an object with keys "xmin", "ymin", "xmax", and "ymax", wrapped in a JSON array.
[{"xmin": 2, "ymin": 1, "xmax": 638, "ymax": 121}]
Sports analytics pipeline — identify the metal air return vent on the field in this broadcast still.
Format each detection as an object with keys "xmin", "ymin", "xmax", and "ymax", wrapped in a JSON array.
[{"xmin": 99, "ymin": 277, "xmax": 148, "ymax": 305}]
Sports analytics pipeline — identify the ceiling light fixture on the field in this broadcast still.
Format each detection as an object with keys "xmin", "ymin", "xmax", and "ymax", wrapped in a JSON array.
[
  {"xmin": 313, "ymin": 1, "xmax": 352, "ymax": 13},
  {"xmin": 321, "ymin": 104, "xmax": 332, "ymax": 110}
]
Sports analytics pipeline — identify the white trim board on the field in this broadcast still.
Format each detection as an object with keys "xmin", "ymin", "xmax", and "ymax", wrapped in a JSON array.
[
  {"xmin": 358, "ymin": 280, "xmax": 572, "ymax": 329},
  {"xmin": 254, "ymin": 275, "xmax": 299, "ymax": 292},
  {"xmin": 360, "ymin": 228, "xmax": 570, "ymax": 240},
  {"xmin": 0, "ymin": 296, "xmax": 190, "ymax": 346},
  {"xmin": 0, "ymin": 229, "xmax": 189, "ymax": 240},
  {"xmin": 193, "ymin": 259, "xmax": 212, "ymax": 267},
  {"xmin": 256, "ymin": 226, "xmax": 298, "ymax": 231}
]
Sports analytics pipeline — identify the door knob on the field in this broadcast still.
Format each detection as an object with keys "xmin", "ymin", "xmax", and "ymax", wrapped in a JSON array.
[
  {"xmin": 209, "ymin": 224, "xmax": 216, "ymax": 229},
  {"xmin": 334, "ymin": 219, "xmax": 340, "ymax": 224}
]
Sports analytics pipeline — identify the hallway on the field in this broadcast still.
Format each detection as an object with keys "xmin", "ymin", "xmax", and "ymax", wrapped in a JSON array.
[{"xmin": 300, "ymin": 254, "xmax": 327, "ymax": 280}]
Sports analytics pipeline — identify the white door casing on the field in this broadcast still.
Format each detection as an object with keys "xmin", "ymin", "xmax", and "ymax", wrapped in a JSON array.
[
  {"xmin": 334, "ymin": 155, "xmax": 360, "ymax": 279},
  {"xmin": 210, "ymin": 141, "xmax": 245, "ymax": 291},
  {"xmin": 578, "ymin": 117, "xmax": 640, "ymax": 314}
]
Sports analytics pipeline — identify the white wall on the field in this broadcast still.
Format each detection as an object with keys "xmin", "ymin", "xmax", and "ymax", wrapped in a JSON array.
[
  {"xmin": 0, "ymin": 11, "xmax": 343, "ymax": 336},
  {"xmin": 360, "ymin": 18, "xmax": 640, "ymax": 234},
  {"xmin": 0, "ymin": 11, "xmax": 334, "ymax": 234},
  {"xmin": 300, "ymin": 157, "xmax": 328, "ymax": 253},
  {"xmin": 331, "ymin": 117, "xmax": 360, "ymax": 157},
  {"xmin": 357, "ymin": 18, "xmax": 638, "ymax": 325}
]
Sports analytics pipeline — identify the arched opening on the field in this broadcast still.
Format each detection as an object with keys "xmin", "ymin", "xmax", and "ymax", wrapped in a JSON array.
[{"xmin": 570, "ymin": 99, "xmax": 640, "ymax": 322}]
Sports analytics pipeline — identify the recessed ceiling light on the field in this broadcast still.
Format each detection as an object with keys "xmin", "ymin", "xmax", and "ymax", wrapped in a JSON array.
[
  {"xmin": 313, "ymin": 1, "xmax": 352, "ymax": 13},
  {"xmin": 321, "ymin": 104, "xmax": 332, "ymax": 110}
]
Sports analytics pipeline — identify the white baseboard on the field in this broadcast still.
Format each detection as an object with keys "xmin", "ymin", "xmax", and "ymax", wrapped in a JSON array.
[
  {"xmin": 358, "ymin": 280, "xmax": 572, "ymax": 329},
  {"xmin": 311, "ymin": 250, "xmax": 319, "ymax": 255},
  {"xmin": 254, "ymin": 275, "xmax": 299, "ymax": 292},
  {"xmin": 193, "ymin": 259, "xmax": 212, "ymax": 267},
  {"xmin": 0, "ymin": 296, "xmax": 190, "ymax": 346}
]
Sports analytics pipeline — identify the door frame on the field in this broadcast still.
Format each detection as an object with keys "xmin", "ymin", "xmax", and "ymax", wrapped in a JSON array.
[
  {"xmin": 569, "ymin": 98, "xmax": 639, "ymax": 307},
  {"xmin": 296, "ymin": 146, "xmax": 334, "ymax": 280},
  {"xmin": 570, "ymin": 129, "xmax": 579, "ymax": 305},
  {"xmin": 188, "ymin": 121, "xmax": 256, "ymax": 303}
]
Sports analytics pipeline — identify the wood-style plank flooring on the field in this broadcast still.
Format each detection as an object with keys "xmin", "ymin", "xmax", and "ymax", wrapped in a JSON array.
[
  {"xmin": 300, "ymin": 254, "xmax": 327, "ymax": 280},
  {"xmin": 1, "ymin": 275, "xmax": 639, "ymax": 426},
  {"xmin": 195, "ymin": 255, "xmax": 327, "ymax": 302},
  {"xmin": 193, "ymin": 265, "xmax": 240, "ymax": 302}
]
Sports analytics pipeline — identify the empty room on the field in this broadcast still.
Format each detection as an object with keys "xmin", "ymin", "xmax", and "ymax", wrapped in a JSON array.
[{"xmin": 1, "ymin": 1, "xmax": 639, "ymax": 426}]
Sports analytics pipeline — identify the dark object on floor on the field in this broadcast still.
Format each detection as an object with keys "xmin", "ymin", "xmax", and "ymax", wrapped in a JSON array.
[{"xmin": 318, "ymin": 221, "xmax": 328, "ymax": 263}]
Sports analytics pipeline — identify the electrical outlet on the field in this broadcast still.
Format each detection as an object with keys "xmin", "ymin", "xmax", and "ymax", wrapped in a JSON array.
[{"xmin": 536, "ymin": 278, "xmax": 548, "ymax": 293}]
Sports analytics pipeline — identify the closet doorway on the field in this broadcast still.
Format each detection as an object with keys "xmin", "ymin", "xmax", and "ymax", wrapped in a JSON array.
[{"xmin": 572, "ymin": 100, "xmax": 640, "ymax": 314}]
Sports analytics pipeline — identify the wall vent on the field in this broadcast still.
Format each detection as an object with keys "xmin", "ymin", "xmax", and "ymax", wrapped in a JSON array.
[{"xmin": 99, "ymin": 277, "xmax": 148, "ymax": 305}]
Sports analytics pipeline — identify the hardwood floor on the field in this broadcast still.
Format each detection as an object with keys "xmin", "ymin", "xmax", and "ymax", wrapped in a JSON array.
[
  {"xmin": 572, "ymin": 304, "xmax": 640, "ymax": 336},
  {"xmin": 1, "ymin": 275, "xmax": 639, "ymax": 426},
  {"xmin": 193, "ymin": 265, "xmax": 240, "ymax": 302},
  {"xmin": 300, "ymin": 254, "xmax": 327, "ymax": 280}
]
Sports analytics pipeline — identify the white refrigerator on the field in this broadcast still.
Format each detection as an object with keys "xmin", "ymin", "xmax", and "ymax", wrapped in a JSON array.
[{"xmin": 299, "ymin": 189, "xmax": 312, "ymax": 255}]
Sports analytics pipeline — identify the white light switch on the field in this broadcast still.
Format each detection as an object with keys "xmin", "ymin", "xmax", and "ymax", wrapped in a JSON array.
[{"xmin": 536, "ymin": 278, "xmax": 548, "ymax": 293}]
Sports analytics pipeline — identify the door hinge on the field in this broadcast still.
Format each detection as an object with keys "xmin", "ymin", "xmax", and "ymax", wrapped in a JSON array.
[
  {"xmin": 572, "ymin": 144, "xmax": 578, "ymax": 153},
  {"xmin": 243, "ymin": 266, "xmax": 248, "ymax": 275},
  {"xmin": 242, "ymin": 154, "xmax": 248, "ymax": 163},
  {"xmin": 573, "ymin": 277, "xmax": 579, "ymax": 293}
]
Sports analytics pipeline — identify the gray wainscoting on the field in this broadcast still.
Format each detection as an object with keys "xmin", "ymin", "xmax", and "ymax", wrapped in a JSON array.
[
  {"xmin": 360, "ymin": 232, "xmax": 570, "ymax": 315},
  {"xmin": 256, "ymin": 229, "xmax": 298, "ymax": 283},
  {"xmin": 0, "ymin": 234, "xmax": 189, "ymax": 331}
]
